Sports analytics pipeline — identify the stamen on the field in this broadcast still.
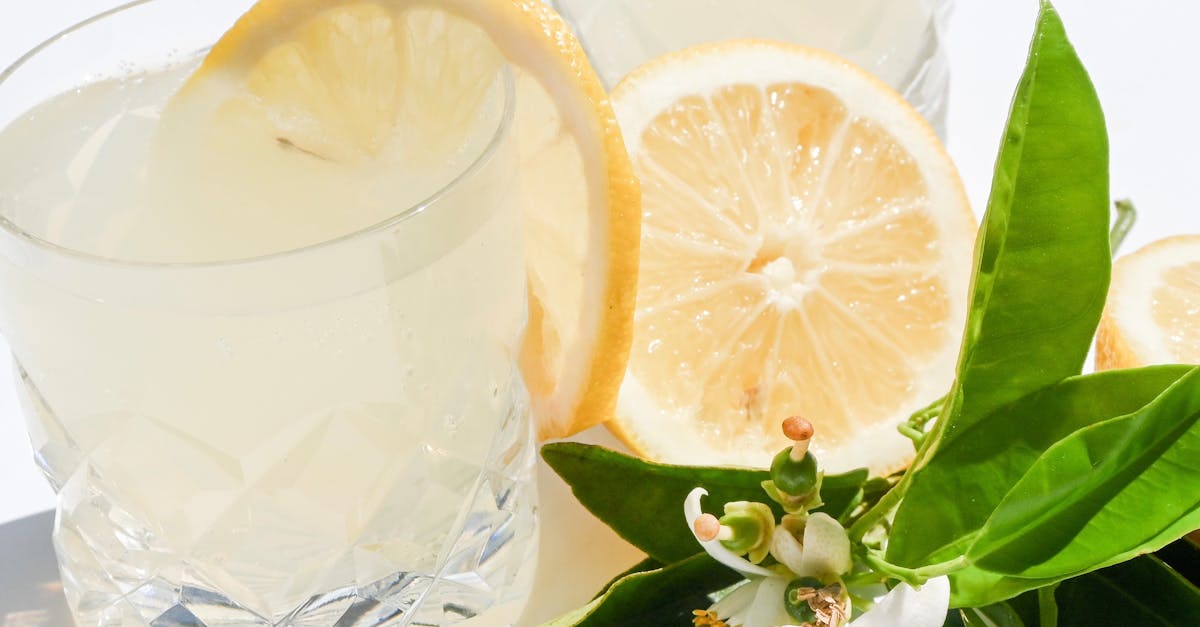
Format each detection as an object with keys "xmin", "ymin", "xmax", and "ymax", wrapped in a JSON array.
[
  {"xmin": 692, "ymin": 609, "xmax": 729, "ymax": 627},
  {"xmin": 809, "ymin": 583, "xmax": 846, "ymax": 627},
  {"xmin": 790, "ymin": 586, "xmax": 818, "ymax": 603},
  {"xmin": 782, "ymin": 416, "xmax": 814, "ymax": 460}
]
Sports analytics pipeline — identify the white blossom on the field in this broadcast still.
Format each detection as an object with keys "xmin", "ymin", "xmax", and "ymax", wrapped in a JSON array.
[
  {"xmin": 685, "ymin": 488, "xmax": 778, "ymax": 578},
  {"xmin": 684, "ymin": 487, "xmax": 951, "ymax": 627},
  {"xmin": 847, "ymin": 576, "xmax": 950, "ymax": 627},
  {"xmin": 706, "ymin": 576, "xmax": 949, "ymax": 627}
]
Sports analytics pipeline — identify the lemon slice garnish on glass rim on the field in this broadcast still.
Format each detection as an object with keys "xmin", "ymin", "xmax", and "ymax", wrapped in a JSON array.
[{"xmin": 156, "ymin": 0, "xmax": 641, "ymax": 440}]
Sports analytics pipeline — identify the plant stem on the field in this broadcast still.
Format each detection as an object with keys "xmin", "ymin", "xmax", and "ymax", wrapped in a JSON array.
[
  {"xmin": 1110, "ymin": 199, "xmax": 1137, "ymax": 256},
  {"xmin": 859, "ymin": 550, "xmax": 968, "ymax": 587},
  {"xmin": 897, "ymin": 424, "xmax": 924, "ymax": 446},
  {"xmin": 848, "ymin": 480, "xmax": 905, "ymax": 543},
  {"xmin": 896, "ymin": 393, "xmax": 947, "ymax": 447},
  {"xmin": 906, "ymin": 393, "xmax": 947, "ymax": 431},
  {"xmin": 1038, "ymin": 583, "xmax": 1060, "ymax": 627},
  {"xmin": 842, "ymin": 570, "xmax": 887, "ymax": 587},
  {"xmin": 852, "ymin": 394, "xmax": 953, "ymax": 543}
]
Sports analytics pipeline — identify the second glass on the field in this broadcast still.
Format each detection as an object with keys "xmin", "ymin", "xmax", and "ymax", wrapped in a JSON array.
[{"xmin": 552, "ymin": 0, "xmax": 953, "ymax": 134}]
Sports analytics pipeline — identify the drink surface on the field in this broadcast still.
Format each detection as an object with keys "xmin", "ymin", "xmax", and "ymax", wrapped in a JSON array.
[
  {"xmin": 0, "ymin": 58, "xmax": 536, "ymax": 625},
  {"xmin": 0, "ymin": 58, "xmax": 505, "ymax": 264}
]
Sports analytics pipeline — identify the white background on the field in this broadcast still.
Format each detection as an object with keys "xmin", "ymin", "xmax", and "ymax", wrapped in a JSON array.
[{"xmin": 1, "ymin": 0, "xmax": 1199, "ymax": 618}]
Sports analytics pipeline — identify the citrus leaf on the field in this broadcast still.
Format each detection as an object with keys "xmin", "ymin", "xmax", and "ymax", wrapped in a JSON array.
[
  {"xmin": 966, "ymin": 366, "xmax": 1200, "ymax": 579},
  {"xmin": 593, "ymin": 556, "xmax": 662, "ymax": 599},
  {"xmin": 821, "ymin": 467, "xmax": 872, "ymax": 521},
  {"xmin": 949, "ymin": 555, "xmax": 1200, "ymax": 622},
  {"xmin": 1053, "ymin": 555, "xmax": 1200, "ymax": 626},
  {"xmin": 888, "ymin": 366, "xmax": 1190, "ymax": 568},
  {"xmin": 540, "ymin": 553, "xmax": 739, "ymax": 627},
  {"xmin": 947, "ymin": 567, "xmax": 1058, "ymax": 608},
  {"xmin": 948, "ymin": 554, "xmax": 1200, "ymax": 617},
  {"xmin": 541, "ymin": 442, "xmax": 866, "ymax": 563},
  {"xmin": 1155, "ymin": 537, "xmax": 1200, "ymax": 587},
  {"xmin": 925, "ymin": 0, "xmax": 1109, "ymax": 458}
]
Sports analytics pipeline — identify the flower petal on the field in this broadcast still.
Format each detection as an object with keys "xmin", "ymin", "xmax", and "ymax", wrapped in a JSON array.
[
  {"xmin": 709, "ymin": 579, "xmax": 759, "ymax": 623},
  {"xmin": 768, "ymin": 523, "xmax": 806, "ymax": 574},
  {"xmin": 742, "ymin": 575, "xmax": 794, "ymax": 627},
  {"xmin": 850, "ymin": 576, "xmax": 950, "ymax": 627},
  {"xmin": 798, "ymin": 513, "xmax": 852, "ymax": 578},
  {"xmin": 685, "ymin": 488, "xmax": 777, "ymax": 578}
]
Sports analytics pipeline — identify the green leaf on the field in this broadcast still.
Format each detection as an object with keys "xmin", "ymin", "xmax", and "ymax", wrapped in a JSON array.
[
  {"xmin": 951, "ymin": 557, "xmax": 1200, "ymax": 624},
  {"xmin": 819, "ymin": 466, "xmax": 871, "ymax": 521},
  {"xmin": 593, "ymin": 556, "xmax": 662, "ymax": 599},
  {"xmin": 1053, "ymin": 556, "xmax": 1200, "ymax": 626},
  {"xmin": 888, "ymin": 366, "xmax": 1190, "ymax": 568},
  {"xmin": 928, "ymin": 0, "xmax": 1109, "ymax": 455},
  {"xmin": 1155, "ymin": 537, "xmax": 1200, "ymax": 587},
  {"xmin": 947, "ymin": 568, "xmax": 1058, "ymax": 608},
  {"xmin": 539, "ymin": 553, "xmax": 740, "ymax": 627},
  {"xmin": 542, "ymin": 443, "xmax": 770, "ymax": 563},
  {"xmin": 541, "ymin": 442, "xmax": 866, "ymax": 563},
  {"xmin": 950, "ymin": 554, "xmax": 1200, "ymax": 617},
  {"xmin": 1005, "ymin": 588, "xmax": 1043, "ymax": 626},
  {"xmin": 1036, "ymin": 583, "xmax": 1059, "ymax": 627},
  {"xmin": 967, "ymin": 366, "xmax": 1200, "ymax": 578}
]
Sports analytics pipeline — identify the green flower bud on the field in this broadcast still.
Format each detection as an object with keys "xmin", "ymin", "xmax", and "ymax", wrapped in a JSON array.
[
  {"xmin": 717, "ymin": 501, "xmax": 775, "ymax": 564},
  {"xmin": 770, "ymin": 447, "xmax": 819, "ymax": 496}
]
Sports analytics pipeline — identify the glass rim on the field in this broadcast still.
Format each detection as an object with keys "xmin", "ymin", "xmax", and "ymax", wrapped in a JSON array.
[{"xmin": 0, "ymin": 0, "xmax": 517, "ymax": 270}]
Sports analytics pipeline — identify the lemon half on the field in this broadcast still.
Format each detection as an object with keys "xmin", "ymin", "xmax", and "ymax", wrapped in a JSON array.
[{"xmin": 609, "ymin": 41, "xmax": 975, "ymax": 475}]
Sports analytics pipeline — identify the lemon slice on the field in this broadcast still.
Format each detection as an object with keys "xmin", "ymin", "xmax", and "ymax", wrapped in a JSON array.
[
  {"xmin": 156, "ymin": 0, "xmax": 640, "ymax": 439},
  {"xmin": 1098, "ymin": 235, "xmax": 1200, "ymax": 370},
  {"xmin": 608, "ymin": 40, "xmax": 975, "ymax": 475}
]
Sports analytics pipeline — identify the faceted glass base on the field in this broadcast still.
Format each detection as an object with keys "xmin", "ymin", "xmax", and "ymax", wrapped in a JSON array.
[
  {"xmin": 21, "ymin": 365, "xmax": 538, "ymax": 627},
  {"xmin": 53, "ymin": 491, "xmax": 537, "ymax": 626}
]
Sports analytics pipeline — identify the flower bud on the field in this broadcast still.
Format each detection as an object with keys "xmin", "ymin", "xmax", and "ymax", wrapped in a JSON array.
[
  {"xmin": 770, "ymin": 447, "xmax": 819, "ymax": 496},
  {"xmin": 717, "ymin": 501, "xmax": 775, "ymax": 564}
]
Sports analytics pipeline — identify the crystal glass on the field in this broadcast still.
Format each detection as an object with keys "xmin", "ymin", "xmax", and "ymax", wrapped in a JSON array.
[
  {"xmin": 551, "ymin": 0, "xmax": 953, "ymax": 135},
  {"xmin": 0, "ymin": 1, "xmax": 536, "ymax": 625}
]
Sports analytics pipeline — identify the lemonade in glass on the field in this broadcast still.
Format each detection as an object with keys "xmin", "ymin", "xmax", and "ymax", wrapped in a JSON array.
[{"xmin": 0, "ymin": 1, "xmax": 538, "ymax": 624}]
